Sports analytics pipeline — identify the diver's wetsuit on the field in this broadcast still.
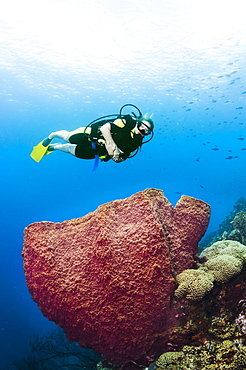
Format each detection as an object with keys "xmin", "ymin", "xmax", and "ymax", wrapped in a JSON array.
[{"xmin": 69, "ymin": 115, "xmax": 143, "ymax": 161}]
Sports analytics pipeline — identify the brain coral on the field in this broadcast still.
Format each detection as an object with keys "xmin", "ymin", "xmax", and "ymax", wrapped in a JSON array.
[
  {"xmin": 22, "ymin": 189, "xmax": 210, "ymax": 367},
  {"xmin": 175, "ymin": 268, "xmax": 214, "ymax": 301},
  {"xmin": 156, "ymin": 351, "xmax": 183, "ymax": 368},
  {"xmin": 175, "ymin": 240, "xmax": 246, "ymax": 301},
  {"xmin": 204, "ymin": 255, "xmax": 243, "ymax": 283},
  {"xmin": 200, "ymin": 240, "xmax": 246, "ymax": 261}
]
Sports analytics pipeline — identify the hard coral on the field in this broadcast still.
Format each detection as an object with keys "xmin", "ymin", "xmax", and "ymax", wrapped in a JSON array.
[
  {"xmin": 205, "ymin": 255, "xmax": 243, "ymax": 283},
  {"xmin": 175, "ymin": 240, "xmax": 246, "ymax": 301},
  {"xmin": 201, "ymin": 240, "xmax": 246, "ymax": 261},
  {"xmin": 231, "ymin": 211, "xmax": 246, "ymax": 242},
  {"xmin": 156, "ymin": 351, "xmax": 183, "ymax": 368},
  {"xmin": 22, "ymin": 189, "xmax": 210, "ymax": 366},
  {"xmin": 155, "ymin": 338, "xmax": 246, "ymax": 370},
  {"xmin": 175, "ymin": 269, "xmax": 214, "ymax": 301}
]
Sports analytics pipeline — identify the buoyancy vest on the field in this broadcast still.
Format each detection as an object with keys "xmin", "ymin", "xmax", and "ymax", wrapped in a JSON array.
[{"xmin": 90, "ymin": 115, "xmax": 143, "ymax": 160}]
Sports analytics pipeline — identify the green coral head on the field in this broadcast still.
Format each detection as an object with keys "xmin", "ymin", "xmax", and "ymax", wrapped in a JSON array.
[
  {"xmin": 205, "ymin": 255, "xmax": 243, "ymax": 283},
  {"xmin": 200, "ymin": 240, "xmax": 246, "ymax": 262},
  {"xmin": 175, "ymin": 269, "xmax": 214, "ymax": 301},
  {"xmin": 175, "ymin": 240, "xmax": 246, "ymax": 301},
  {"xmin": 156, "ymin": 351, "xmax": 183, "ymax": 367}
]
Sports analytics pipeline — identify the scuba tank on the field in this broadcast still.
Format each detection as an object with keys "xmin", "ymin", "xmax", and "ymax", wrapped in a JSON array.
[
  {"xmin": 86, "ymin": 103, "xmax": 142, "ymax": 128},
  {"xmin": 87, "ymin": 104, "xmax": 154, "ymax": 170},
  {"xmin": 87, "ymin": 103, "xmax": 153, "ymax": 146}
]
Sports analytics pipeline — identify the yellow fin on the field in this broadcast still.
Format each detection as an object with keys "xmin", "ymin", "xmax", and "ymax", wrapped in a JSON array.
[{"xmin": 30, "ymin": 140, "xmax": 50, "ymax": 162}]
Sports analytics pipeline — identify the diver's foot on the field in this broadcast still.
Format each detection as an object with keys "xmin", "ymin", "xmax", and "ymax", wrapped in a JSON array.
[
  {"xmin": 43, "ymin": 137, "xmax": 52, "ymax": 147},
  {"xmin": 47, "ymin": 145, "xmax": 55, "ymax": 152}
]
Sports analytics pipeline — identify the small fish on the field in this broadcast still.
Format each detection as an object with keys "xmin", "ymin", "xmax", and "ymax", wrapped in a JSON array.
[
  {"xmin": 236, "ymin": 107, "xmax": 244, "ymax": 110},
  {"xmin": 241, "ymin": 148, "xmax": 246, "ymax": 150},
  {"xmin": 212, "ymin": 147, "xmax": 219, "ymax": 151},
  {"xmin": 225, "ymin": 156, "xmax": 233, "ymax": 159},
  {"xmin": 200, "ymin": 185, "xmax": 204, "ymax": 188},
  {"xmin": 174, "ymin": 191, "xmax": 182, "ymax": 194},
  {"xmin": 196, "ymin": 157, "xmax": 200, "ymax": 162},
  {"xmin": 237, "ymin": 137, "xmax": 244, "ymax": 140}
]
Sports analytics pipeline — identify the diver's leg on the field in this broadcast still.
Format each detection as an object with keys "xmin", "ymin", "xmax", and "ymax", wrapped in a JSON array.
[
  {"xmin": 48, "ymin": 143, "xmax": 77, "ymax": 156},
  {"xmin": 43, "ymin": 130, "xmax": 70, "ymax": 146},
  {"xmin": 48, "ymin": 130, "xmax": 70, "ymax": 141}
]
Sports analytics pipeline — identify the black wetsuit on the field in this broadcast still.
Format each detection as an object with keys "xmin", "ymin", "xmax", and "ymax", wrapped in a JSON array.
[{"xmin": 69, "ymin": 115, "xmax": 143, "ymax": 161}]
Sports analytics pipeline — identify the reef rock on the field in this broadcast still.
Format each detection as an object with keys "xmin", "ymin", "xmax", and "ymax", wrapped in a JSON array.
[{"xmin": 22, "ymin": 189, "xmax": 210, "ymax": 367}]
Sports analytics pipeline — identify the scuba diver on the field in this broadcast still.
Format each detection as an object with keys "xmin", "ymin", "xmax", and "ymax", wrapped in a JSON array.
[{"xmin": 30, "ymin": 104, "xmax": 154, "ymax": 166}]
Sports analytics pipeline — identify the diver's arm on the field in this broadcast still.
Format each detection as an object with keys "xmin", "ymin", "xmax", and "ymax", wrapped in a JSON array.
[{"xmin": 100, "ymin": 123, "xmax": 124, "ymax": 162}]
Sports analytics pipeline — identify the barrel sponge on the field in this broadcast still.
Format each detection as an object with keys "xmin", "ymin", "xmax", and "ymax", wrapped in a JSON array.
[
  {"xmin": 204, "ymin": 255, "xmax": 243, "ymax": 283},
  {"xmin": 22, "ymin": 189, "xmax": 211, "ymax": 365},
  {"xmin": 175, "ymin": 269, "xmax": 214, "ymax": 301}
]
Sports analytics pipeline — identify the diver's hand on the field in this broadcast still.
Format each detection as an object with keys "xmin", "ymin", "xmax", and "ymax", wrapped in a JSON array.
[
  {"xmin": 105, "ymin": 142, "xmax": 123, "ymax": 162},
  {"xmin": 112, "ymin": 155, "xmax": 124, "ymax": 163},
  {"xmin": 111, "ymin": 147, "xmax": 124, "ymax": 163}
]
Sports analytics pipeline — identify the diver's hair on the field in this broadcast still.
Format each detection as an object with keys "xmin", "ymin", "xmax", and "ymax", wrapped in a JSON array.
[{"xmin": 139, "ymin": 114, "xmax": 154, "ymax": 131}]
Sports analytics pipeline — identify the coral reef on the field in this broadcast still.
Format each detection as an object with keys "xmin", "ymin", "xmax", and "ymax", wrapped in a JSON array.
[
  {"xmin": 199, "ymin": 197, "xmax": 246, "ymax": 251},
  {"xmin": 153, "ymin": 202, "xmax": 246, "ymax": 370},
  {"xmin": 22, "ymin": 189, "xmax": 210, "ymax": 368},
  {"xmin": 155, "ymin": 264, "xmax": 246, "ymax": 370},
  {"xmin": 150, "ymin": 200, "xmax": 246, "ymax": 370},
  {"xmin": 204, "ymin": 255, "xmax": 242, "ymax": 283},
  {"xmin": 236, "ymin": 313, "xmax": 246, "ymax": 335},
  {"xmin": 175, "ymin": 241, "xmax": 246, "ymax": 300},
  {"xmin": 231, "ymin": 212, "xmax": 246, "ymax": 243},
  {"xmin": 175, "ymin": 269, "xmax": 214, "ymax": 301},
  {"xmin": 155, "ymin": 341, "xmax": 246, "ymax": 370},
  {"xmin": 156, "ymin": 351, "xmax": 183, "ymax": 368}
]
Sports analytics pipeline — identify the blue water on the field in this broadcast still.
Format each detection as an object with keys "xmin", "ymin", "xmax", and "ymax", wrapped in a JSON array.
[{"xmin": 1, "ymin": 0, "xmax": 246, "ymax": 368}]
